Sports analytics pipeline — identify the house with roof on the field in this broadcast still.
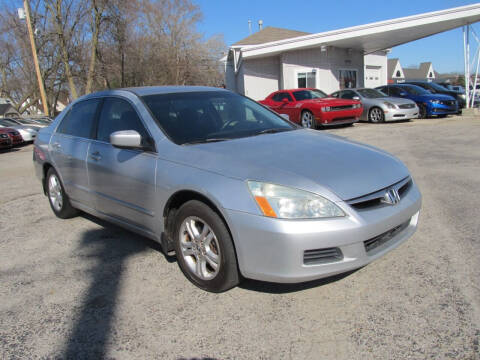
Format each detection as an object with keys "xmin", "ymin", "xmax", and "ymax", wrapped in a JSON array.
[
  {"xmin": 0, "ymin": 101, "xmax": 20, "ymax": 118},
  {"xmin": 403, "ymin": 62, "xmax": 436, "ymax": 82},
  {"xmin": 387, "ymin": 58, "xmax": 406, "ymax": 83},
  {"xmin": 223, "ymin": 4, "xmax": 480, "ymax": 100}
]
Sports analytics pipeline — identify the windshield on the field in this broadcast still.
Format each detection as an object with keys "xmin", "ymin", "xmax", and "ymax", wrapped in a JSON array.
[
  {"xmin": 357, "ymin": 88, "xmax": 387, "ymax": 98},
  {"xmin": 142, "ymin": 91, "xmax": 296, "ymax": 145},
  {"xmin": 292, "ymin": 89, "xmax": 328, "ymax": 101},
  {"xmin": 400, "ymin": 85, "xmax": 430, "ymax": 96}
]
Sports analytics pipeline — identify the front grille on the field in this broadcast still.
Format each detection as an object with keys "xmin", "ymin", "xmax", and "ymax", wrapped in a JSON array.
[
  {"xmin": 364, "ymin": 220, "xmax": 410, "ymax": 253},
  {"xmin": 331, "ymin": 105, "xmax": 354, "ymax": 111},
  {"xmin": 398, "ymin": 103, "xmax": 415, "ymax": 109},
  {"xmin": 347, "ymin": 177, "xmax": 412, "ymax": 210},
  {"xmin": 303, "ymin": 247, "xmax": 343, "ymax": 265}
]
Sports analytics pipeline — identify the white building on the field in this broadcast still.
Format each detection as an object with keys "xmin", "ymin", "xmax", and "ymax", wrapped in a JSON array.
[{"xmin": 224, "ymin": 4, "xmax": 480, "ymax": 100}]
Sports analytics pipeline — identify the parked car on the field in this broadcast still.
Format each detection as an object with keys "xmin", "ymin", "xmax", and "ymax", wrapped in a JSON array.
[
  {"xmin": 34, "ymin": 86, "xmax": 421, "ymax": 292},
  {"xmin": 376, "ymin": 84, "xmax": 458, "ymax": 118},
  {"xmin": 4, "ymin": 117, "xmax": 44, "ymax": 129},
  {"xmin": 259, "ymin": 88, "xmax": 363, "ymax": 128},
  {"xmin": 0, "ymin": 119, "xmax": 38, "ymax": 142},
  {"xmin": 330, "ymin": 88, "xmax": 418, "ymax": 123},
  {"xmin": 0, "ymin": 128, "xmax": 24, "ymax": 147},
  {"xmin": 0, "ymin": 132, "xmax": 12, "ymax": 150},
  {"xmin": 404, "ymin": 81, "xmax": 464, "ymax": 111}
]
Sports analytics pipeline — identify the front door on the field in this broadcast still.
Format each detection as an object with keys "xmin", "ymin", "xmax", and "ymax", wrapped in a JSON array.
[{"xmin": 87, "ymin": 97, "xmax": 157, "ymax": 233}]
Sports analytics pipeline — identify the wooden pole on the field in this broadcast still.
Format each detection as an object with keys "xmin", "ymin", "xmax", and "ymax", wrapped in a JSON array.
[{"xmin": 23, "ymin": 0, "xmax": 49, "ymax": 116}]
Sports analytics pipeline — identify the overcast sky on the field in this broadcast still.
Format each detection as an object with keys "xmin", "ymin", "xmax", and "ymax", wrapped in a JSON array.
[{"xmin": 196, "ymin": 0, "xmax": 479, "ymax": 74}]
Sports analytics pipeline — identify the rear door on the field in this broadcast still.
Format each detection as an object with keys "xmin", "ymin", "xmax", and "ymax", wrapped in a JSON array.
[
  {"xmin": 87, "ymin": 97, "xmax": 157, "ymax": 233},
  {"xmin": 50, "ymin": 98, "xmax": 101, "ymax": 208}
]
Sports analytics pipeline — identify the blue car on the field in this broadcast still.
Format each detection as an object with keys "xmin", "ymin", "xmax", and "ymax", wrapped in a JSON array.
[{"xmin": 376, "ymin": 84, "xmax": 458, "ymax": 118}]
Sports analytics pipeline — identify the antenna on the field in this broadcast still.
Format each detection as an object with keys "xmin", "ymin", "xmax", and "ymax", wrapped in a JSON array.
[
  {"xmin": 248, "ymin": 20, "xmax": 252, "ymax": 34},
  {"xmin": 258, "ymin": 20, "xmax": 263, "ymax": 31}
]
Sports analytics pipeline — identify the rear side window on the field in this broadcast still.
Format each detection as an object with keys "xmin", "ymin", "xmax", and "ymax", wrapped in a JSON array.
[
  {"xmin": 96, "ymin": 98, "xmax": 148, "ymax": 143},
  {"xmin": 56, "ymin": 99, "xmax": 100, "ymax": 138}
]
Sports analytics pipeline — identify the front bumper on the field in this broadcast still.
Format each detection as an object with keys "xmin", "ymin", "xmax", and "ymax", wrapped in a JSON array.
[
  {"xmin": 226, "ymin": 183, "xmax": 421, "ymax": 283},
  {"xmin": 426, "ymin": 103, "xmax": 458, "ymax": 116},
  {"xmin": 316, "ymin": 108, "xmax": 363, "ymax": 125},
  {"xmin": 0, "ymin": 137, "xmax": 12, "ymax": 148},
  {"xmin": 384, "ymin": 107, "xmax": 419, "ymax": 121}
]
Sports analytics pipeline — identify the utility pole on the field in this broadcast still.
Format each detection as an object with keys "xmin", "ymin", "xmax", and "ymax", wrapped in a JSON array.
[{"xmin": 23, "ymin": 0, "xmax": 49, "ymax": 116}]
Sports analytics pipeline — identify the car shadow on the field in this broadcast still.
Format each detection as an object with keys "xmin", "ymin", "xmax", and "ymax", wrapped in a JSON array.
[
  {"xmin": 239, "ymin": 269, "xmax": 361, "ymax": 294},
  {"xmin": 62, "ymin": 213, "xmax": 165, "ymax": 358}
]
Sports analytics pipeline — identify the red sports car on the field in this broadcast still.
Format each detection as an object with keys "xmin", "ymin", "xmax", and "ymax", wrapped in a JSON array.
[
  {"xmin": 259, "ymin": 88, "xmax": 363, "ymax": 128},
  {"xmin": 0, "ymin": 128, "xmax": 24, "ymax": 147}
]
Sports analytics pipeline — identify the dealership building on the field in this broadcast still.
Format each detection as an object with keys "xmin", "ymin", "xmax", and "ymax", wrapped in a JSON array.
[{"xmin": 224, "ymin": 4, "xmax": 480, "ymax": 100}]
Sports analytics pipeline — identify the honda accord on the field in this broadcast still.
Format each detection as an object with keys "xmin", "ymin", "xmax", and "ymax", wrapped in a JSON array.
[{"xmin": 33, "ymin": 87, "xmax": 421, "ymax": 292}]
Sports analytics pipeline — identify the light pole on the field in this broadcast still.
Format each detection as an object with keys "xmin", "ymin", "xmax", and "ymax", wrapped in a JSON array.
[{"xmin": 21, "ymin": 0, "xmax": 49, "ymax": 116}]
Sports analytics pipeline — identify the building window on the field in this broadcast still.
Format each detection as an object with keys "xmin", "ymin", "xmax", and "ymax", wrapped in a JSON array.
[
  {"xmin": 339, "ymin": 70, "xmax": 357, "ymax": 89},
  {"xmin": 297, "ymin": 72, "xmax": 316, "ymax": 88},
  {"xmin": 396, "ymin": 70, "xmax": 401, "ymax": 77}
]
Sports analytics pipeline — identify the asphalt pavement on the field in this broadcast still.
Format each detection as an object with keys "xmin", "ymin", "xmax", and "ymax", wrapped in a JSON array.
[{"xmin": 0, "ymin": 115, "xmax": 479, "ymax": 359}]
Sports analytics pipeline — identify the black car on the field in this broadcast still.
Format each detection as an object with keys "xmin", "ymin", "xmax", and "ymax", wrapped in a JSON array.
[{"xmin": 404, "ymin": 81, "xmax": 464, "ymax": 111}]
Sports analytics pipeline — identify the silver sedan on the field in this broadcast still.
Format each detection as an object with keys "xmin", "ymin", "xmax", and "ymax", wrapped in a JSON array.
[
  {"xmin": 331, "ymin": 88, "xmax": 419, "ymax": 122},
  {"xmin": 33, "ymin": 86, "xmax": 421, "ymax": 292},
  {"xmin": 0, "ymin": 119, "xmax": 38, "ymax": 142}
]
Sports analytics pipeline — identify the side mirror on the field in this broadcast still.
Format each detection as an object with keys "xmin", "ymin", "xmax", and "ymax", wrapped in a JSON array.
[
  {"xmin": 282, "ymin": 98, "xmax": 289, "ymax": 104},
  {"xmin": 352, "ymin": 96, "xmax": 360, "ymax": 101},
  {"xmin": 280, "ymin": 113, "xmax": 290, "ymax": 121},
  {"xmin": 110, "ymin": 130, "xmax": 143, "ymax": 149}
]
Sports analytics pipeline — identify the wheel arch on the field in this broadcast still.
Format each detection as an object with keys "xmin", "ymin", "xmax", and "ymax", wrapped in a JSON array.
[{"xmin": 162, "ymin": 189, "xmax": 239, "ymax": 264}]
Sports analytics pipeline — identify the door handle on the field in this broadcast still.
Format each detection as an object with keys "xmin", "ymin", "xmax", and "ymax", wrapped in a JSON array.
[
  {"xmin": 52, "ymin": 142, "xmax": 61, "ymax": 150},
  {"xmin": 90, "ymin": 151, "xmax": 102, "ymax": 161}
]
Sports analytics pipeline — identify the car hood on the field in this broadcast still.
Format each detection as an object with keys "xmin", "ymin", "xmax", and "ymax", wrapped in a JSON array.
[
  {"xmin": 416, "ymin": 93, "xmax": 456, "ymax": 101},
  {"xmin": 170, "ymin": 130, "xmax": 409, "ymax": 201},
  {"xmin": 299, "ymin": 97, "xmax": 357, "ymax": 106},
  {"xmin": 381, "ymin": 97, "xmax": 416, "ymax": 105}
]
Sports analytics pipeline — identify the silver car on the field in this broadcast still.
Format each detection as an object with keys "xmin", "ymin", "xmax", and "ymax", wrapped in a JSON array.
[
  {"xmin": 331, "ymin": 88, "xmax": 419, "ymax": 122},
  {"xmin": 33, "ymin": 86, "xmax": 421, "ymax": 292},
  {"xmin": 0, "ymin": 118, "xmax": 38, "ymax": 142}
]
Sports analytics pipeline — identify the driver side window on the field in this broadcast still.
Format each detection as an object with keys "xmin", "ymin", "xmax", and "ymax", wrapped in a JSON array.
[
  {"xmin": 272, "ymin": 92, "xmax": 293, "ymax": 102},
  {"xmin": 96, "ymin": 98, "xmax": 148, "ymax": 143},
  {"xmin": 340, "ymin": 90, "xmax": 356, "ymax": 99}
]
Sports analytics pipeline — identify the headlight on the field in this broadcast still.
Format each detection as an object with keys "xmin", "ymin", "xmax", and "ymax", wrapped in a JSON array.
[
  {"xmin": 383, "ymin": 101, "xmax": 397, "ymax": 109},
  {"xmin": 430, "ymin": 100, "xmax": 441, "ymax": 104},
  {"xmin": 247, "ymin": 181, "xmax": 345, "ymax": 219},
  {"xmin": 321, "ymin": 106, "xmax": 331, "ymax": 112}
]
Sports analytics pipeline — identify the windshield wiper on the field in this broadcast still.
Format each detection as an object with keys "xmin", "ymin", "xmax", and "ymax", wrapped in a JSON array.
[
  {"xmin": 183, "ymin": 138, "xmax": 230, "ymax": 145},
  {"xmin": 253, "ymin": 128, "xmax": 293, "ymax": 136}
]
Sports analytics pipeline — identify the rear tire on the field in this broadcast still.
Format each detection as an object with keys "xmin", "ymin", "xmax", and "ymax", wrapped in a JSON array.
[
  {"xmin": 173, "ymin": 200, "xmax": 240, "ymax": 292},
  {"xmin": 46, "ymin": 168, "xmax": 78, "ymax": 219}
]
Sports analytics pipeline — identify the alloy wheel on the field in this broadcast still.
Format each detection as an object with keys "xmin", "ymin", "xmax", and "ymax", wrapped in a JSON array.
[
  {"xmin": 369, "ymin": 108, "xmax": 384, "ymax": 123},
  {"xmin": 301, "ymin": 112, "xmax": 314, "ymax": 128},
  {"xmin": 179, "ymin": 216, "xmax": 221, "ymax": 280},
  {"xmin": 48, "ymin": 174, "xmax": 63, "ymax": 212}
]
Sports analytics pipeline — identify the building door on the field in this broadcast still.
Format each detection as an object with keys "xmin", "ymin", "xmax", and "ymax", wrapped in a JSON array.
[{"xmin": 365, "ymin": 66, "xmax": 382, "ymax": 88}]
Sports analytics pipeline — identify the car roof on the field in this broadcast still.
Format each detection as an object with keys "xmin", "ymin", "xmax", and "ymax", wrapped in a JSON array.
[{"xmin": 80, "ymin": 86, "xmax": 230, "ymax": 101}]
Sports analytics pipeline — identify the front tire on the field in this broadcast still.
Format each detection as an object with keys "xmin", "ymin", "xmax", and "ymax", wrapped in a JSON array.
[
  {"xmin": 46, "ymin": 168, "xmax": 78, "ymax": 219},
  {"xmin": 418, "ymin": 104, "xmax": 427, "ymax": 119},
  {"xmin": 173, "ymin": 200, "xmax": 240, "ymax": 292},
  {"xmin": 300, "ymin": 110, "xmax": 316, "ymax": 129},
  {"xmin": 368, "ymin": 107, "xmax": 385, "ymax": 123}
]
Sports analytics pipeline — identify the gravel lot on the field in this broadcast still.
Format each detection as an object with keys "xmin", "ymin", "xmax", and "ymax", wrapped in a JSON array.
[{"xmin": 1, "ymin": 115, "xmax": 479, "ymax": 359}]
